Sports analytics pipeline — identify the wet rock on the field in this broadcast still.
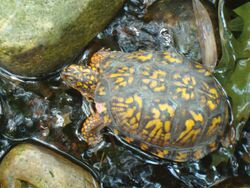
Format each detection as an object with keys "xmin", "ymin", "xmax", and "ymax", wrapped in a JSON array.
[
  {"xmin": 0, "ymin": 143, "xmax": 100, "ymax": 188},
  {"xmin": 0, "ymin": 0, "xmax": 124, "ymax": 77},
  {"xmin": 144, "ymin": 0, "xmax": 219, "ymax": 62}
]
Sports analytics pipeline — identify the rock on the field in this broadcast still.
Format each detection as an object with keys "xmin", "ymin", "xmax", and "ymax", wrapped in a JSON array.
[
  {"xmin": 0, "ymin": 143, "xmax": 100, "ymax": 188},
  {"xmin": 144, "ymin": 0, "xmax": 219, "ymax": 62},
  {"xmin": 0, "ymin": 0, "xmax": 124, "ymax": 77}
]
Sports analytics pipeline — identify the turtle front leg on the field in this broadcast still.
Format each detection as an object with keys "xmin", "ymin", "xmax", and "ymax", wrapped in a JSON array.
[{"xmin": 81, "ymin": 113, "xmax": 105, "ymax": 147}]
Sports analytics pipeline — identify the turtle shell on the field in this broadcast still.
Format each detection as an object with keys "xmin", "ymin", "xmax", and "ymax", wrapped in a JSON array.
[{"xmin": 94, "ymin": 50, "xmax": 230, "ymax": 162}]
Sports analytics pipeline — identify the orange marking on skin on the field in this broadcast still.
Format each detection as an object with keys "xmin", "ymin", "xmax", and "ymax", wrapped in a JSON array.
[
  {"xmin": 90, "ymin": 52, "xmax": 106, "ymax": 66},
  {"xmin": 124, "ymin": 137, "xmax": 134, "ymax": 143}
]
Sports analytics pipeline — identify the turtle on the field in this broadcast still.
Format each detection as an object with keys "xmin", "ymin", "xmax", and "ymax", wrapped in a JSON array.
[{"xmin": 61, "ymin": 50, "xmax": 232, "ymax": 162}]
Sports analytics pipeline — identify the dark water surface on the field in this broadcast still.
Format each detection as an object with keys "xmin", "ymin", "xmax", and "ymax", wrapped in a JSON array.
[{"xmin": 0, "ymin": 0, "xmax": 249, "ymax": 187}]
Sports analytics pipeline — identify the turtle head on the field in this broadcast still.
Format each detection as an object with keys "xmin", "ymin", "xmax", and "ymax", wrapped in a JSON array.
[{"xmin": 61, "ymin": 64, "xmax": 99, "ymax": 100}]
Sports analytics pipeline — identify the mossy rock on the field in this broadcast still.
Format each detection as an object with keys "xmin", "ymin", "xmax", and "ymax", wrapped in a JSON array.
[
  {"xmin": 0, "ymin": 0, "xmax": 124, "ymax": 77},
  {"xmin": 0, "ymin": 143, "xmax": 100, "ymax": 188}
]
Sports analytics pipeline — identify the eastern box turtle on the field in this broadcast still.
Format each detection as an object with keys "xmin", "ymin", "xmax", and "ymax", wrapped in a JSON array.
[{"xmin": 61, "ymin": 50, "xmax": 231, "ymax": 162}]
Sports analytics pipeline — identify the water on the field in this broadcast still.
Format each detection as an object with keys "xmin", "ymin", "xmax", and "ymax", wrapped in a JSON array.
[{"xmin": 0, "ymin": 0, "xmax": 249, "ymax": 187}]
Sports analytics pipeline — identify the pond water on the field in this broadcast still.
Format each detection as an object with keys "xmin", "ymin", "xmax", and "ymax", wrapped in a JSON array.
[{"xmin": 0, "ymin": 0, "xmax": 249, "ymax": 187}]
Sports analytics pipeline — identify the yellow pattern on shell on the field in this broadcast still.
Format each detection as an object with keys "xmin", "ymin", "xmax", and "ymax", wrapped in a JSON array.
[
  {"xmin": 111, "ymin": 94, "xmax": 143, "ymax": 132},
  {"xmin": 140, "ymin": 100, "xmax": 176, "ymax": 146},
  {"xmin": 174, "ymin": 75, "xmax": 196, "ymax": 100},
  {"xmin": 207, "ymin": 116, "xmax": 221, "ymax": 136},
  {"xmin": 153, "ymin": 149, "xmax": 169, "ymax": 158},
  {"xmin": 141, "ymin": 66, "xmax": 167, "ymax": 92},
  {"xmin": 108, "ymin": 65, "xmax": 135, "ymax": 90},
  {"xmin": 163, "ymin": 51, "xmax": 183, "ymax": 64},
  {"xmin": 175, "ymin": 111, "xmax": 204, "ymax": 144},
  {"xmin": 175, "ymin": 152, "xmax": 188, "ymax": 161},
  {"xmin": 127, "ymin": 51, "xmax": 153, "ymax": 62}
]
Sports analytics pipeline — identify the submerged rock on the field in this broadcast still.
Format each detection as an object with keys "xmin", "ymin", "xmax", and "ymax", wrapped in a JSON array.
[
  {"xmin": 0, "ymin": 0, "xmax": 124, "ymax": 77},
  {"xmin": 0, "ymin": 143, "xmax": 100, "ymax": 188}
]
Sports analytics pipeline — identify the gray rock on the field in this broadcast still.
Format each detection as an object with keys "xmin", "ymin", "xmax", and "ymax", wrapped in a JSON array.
[
  {"xmin": 0, "ymin": 0, "xmax": 124, "ymax": 77},
  {"xmin": 0, "ymin": 143, "xmax": 100, "ymax": 188}
]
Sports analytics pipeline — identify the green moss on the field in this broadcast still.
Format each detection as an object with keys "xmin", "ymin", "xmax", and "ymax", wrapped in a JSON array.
[{"xmin": 0, "ymin": 0, "xmax": 124, "ymax": 77}]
